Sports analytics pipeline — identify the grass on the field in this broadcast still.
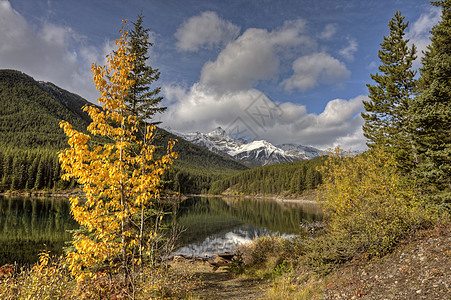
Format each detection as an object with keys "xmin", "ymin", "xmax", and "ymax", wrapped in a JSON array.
[{"xmin": 0, "ymin": 252, "xmax": 201, "ymax": 300}]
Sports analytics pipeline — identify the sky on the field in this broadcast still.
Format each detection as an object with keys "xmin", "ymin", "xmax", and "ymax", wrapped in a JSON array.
[{"xmin": 0, "ymin": 0, "xmax": 442, "ymax": 150}]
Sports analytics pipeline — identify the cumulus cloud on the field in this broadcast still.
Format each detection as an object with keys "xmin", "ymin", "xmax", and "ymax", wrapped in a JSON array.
[
  {"xmin": 319, "ymin": 23, "xmax": 337, "ymax": 39},
  {"xmin": 0, "ymin": 1, "xmax": 112, "ymax": 103},
  {"xmin": 165, "ymin": 15, "xmax": 362, "ymax": 149},
  {"xmin": 339, "ymin": 37, "xmax": 358, "ymax": 61},
  {"xmin": 282, "ymin": 52, "xmax": 350, "ymax": 91},
  {"xmin": 199, "ymin": 20, "xmax": 315, "ymax": 93},
  {"xmin": 200, "ymin": 28, "xmax": 280, "ymax": 93},
  {"xmin": 406, "ymin": 6, "xmax": 441, "ymax": 67},
  {"xmin": 175, "ymin": 11, "xmax": 240, "ymax": 52},
  {"xmin": 161, "ymin": 84, "xmax": 367, "ymax": 150}
]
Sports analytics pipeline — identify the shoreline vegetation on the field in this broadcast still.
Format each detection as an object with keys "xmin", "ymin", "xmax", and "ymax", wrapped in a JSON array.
[{"xmin": 0, "ymin": 189, "xmax": 320, "ymax": 204}]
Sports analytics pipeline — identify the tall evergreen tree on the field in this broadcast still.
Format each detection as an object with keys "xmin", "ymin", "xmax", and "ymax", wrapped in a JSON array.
[
  {"xmin": 125, "ymin": 13, "xmax": 165, "ymax": 128},
  {"xmin": 409, "ymin": 0, "xmax": 451, "ymax": 203},
  {"xmin": 362, "ymin": 11, "xmax": 417, "ymax": 170}
]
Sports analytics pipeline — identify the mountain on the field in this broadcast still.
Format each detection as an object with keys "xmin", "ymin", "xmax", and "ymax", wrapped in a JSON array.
[
  {"xmin": 0, "ymin": 69, "xmax": 92, "ymax": 149},
  {"xmin": 276, "ymin": 143, "xmax": 325, "ymax": 160},
  {"xmin": 174, "ymin": 127, "xmax": 323, "ymax": 166},
  {"xmin": 0, "ymin": 69, "xmax": 248, "ymax": 193}
]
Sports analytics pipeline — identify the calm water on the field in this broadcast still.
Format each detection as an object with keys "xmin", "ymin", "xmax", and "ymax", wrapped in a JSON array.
[
  {"xmin": 0, "ymin": 196, "xmax": 321, "ymax": 265},
  {"xmin": 172, "ymin": 197, "xmax": 321, "ymax": 257},
  {"xmin": 0, "ymin": 196, "xmax": 78, "ymax": 266}
]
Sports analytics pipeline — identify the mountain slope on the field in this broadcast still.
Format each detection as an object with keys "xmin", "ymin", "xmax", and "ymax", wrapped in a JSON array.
[
  {"xmin": 209, "ymin": 156, "xmax": 325, "ymax": 196},
  {"xmin": 0, "ymin": 69, "xmax": 92, "ymax": 149},
  {"xmin": 175, "ymin": 127, "xmax": 323, "ymax": 166},
  {"xmin": 0, "ymin": 69, "xmax": 248, "ymax": 193}
]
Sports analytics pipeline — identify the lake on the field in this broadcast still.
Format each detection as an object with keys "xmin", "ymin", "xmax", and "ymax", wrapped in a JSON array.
[{"xmin": 0, "ymin": 195, "xmax": 321, "ymax": 265}]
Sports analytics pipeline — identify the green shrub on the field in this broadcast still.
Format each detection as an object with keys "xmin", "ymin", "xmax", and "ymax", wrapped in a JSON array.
[{"xmin": 310, "ymin": 147, "xmax": 435, "ymax": 273}]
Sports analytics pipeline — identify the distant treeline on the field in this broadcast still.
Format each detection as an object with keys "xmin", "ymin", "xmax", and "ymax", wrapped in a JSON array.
[
  {"xmin": 163, "ymin": 168, "xmax": 223, "ymax": 195},
  {"xmin": 0, "ymin": 144, "xmax": 324, "ymax": 196},
  {"xmin": 209, "ymin": 157, "xmax": 324, "ymax": 195},
  {"xmin": 0, "ymin": 145, "xmax": 245, "ymax": 194},
  {"xmin": 0, "ymin": 148, "xmax": 75, "ymax": 192}
]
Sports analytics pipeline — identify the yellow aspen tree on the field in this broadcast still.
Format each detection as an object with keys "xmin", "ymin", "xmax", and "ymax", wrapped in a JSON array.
[{"xmin": 59, "ymin": 20, "xmax": 177, "ymax": 283}]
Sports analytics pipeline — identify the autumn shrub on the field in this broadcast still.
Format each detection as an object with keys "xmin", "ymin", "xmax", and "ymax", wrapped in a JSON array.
[
  {"xmin": 309, "ymin": 147, "xmax": 434, "ymax": 273},
  {"xmin": 235, "ymin": 235, "xmax": 303, "ymax": 279},
  {"xmin": 0, "ymin": 251, "xmax": 73, "ymax": 300},
  {"xmin": 238, "ymin": 235, "xmax": 283, "ymax": 267}
]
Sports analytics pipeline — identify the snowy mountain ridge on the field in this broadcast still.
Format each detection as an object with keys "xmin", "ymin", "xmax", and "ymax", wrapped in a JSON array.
[{"xmin": 173, "ymin": 127, "xmax": 324, "ymax": 166}]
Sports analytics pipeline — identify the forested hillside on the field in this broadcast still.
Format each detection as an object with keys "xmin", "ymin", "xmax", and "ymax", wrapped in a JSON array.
[
  {"xmin": 0, "ymin": 69, "xmax": 248, "ymax": 193},
  {"xmin": 0, "ymin": 70, "xmax": 92, "ymax": 149},
  {"xmin": 209, "ymin": 156, "xmax": 324, "ymax": 195}
]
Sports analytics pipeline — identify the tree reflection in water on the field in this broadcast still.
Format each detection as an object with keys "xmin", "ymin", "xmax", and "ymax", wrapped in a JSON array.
[
  {"xmin": 0, "ymin": 196, "xmax": 322, "ymax": 265},
  {"xmin": 0, "ymin": 196, "xmax": 78, "ymax": 266}
]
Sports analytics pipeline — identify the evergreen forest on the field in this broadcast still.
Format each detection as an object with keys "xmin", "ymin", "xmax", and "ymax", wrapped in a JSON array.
[{"xmin": 209, "ymin": 157, "xmax": 324, "ymax": 195}]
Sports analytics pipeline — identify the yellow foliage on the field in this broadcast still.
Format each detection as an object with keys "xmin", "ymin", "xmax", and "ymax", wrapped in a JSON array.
[
  {"xmin": 317, "ymin": 147, "xmax": 431, "ymax": 258},
  {"xmin": 59, "ymin": 20, "xmax": 177, "ymax": 282}
]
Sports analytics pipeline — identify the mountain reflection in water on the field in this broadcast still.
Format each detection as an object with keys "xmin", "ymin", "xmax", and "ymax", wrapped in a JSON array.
[
  {"xmin": 173, "ymin": 224, "xmax": 296, "ymax": 257},
  {"xmin": 0, "ymin": 195, "xmax": 321, "ymax": 265},
  {"xmin": 173, "ymin": 197, "xmax": 321, "ymax": 257},
  {"xmin": 0, "ymin": 196, "xmax": 78, "ymax": 266}
]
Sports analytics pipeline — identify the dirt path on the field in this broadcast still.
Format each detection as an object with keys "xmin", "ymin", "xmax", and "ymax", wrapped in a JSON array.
[
  {"xmin": 170, "ymin": 259, "xmax": 270, "ymax": 299},
  {"xmin": 193, "ymin": 267, "xmax": 269, "ymax": 299}
]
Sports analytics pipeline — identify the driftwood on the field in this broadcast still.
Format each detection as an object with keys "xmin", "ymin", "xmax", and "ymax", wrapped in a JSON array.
[
  {"xmin": 168, "ymin": 253, "xmax": 236, "ymax": 272},
  {"xmin": 206, "ymin": 253, "xmax": 235, "ymax": 272}
]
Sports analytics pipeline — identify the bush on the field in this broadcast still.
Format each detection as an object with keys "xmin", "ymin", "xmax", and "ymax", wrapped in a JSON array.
[
  {"xmin": 313, "ymin": 147, "xmax": 434, "ymax": 269},
  {"xmin": 0, "ymin": 251, "xmax": 73, "ymax": 300},
  {"xmin": 235, "ymin": 235, "xmax": 303, "ymax": 279}
]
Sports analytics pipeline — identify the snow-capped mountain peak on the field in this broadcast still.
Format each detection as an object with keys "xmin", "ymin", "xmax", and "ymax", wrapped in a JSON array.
[
  {"xmin": 206, "ymin": 126, "xmax": 227, "ymax": 138},
  {"xmin": 174, "ymin": 128, "xmax": 323, "ymax": 166}
]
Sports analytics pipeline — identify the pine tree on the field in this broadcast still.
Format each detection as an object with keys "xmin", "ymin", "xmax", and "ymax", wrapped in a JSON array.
[
  {"xmin": 409, "ymin": 0, "xmax": 451, "ymax": 203},
  {"xmin": 26, "ymin": 155, "xmax": 39, "ymax": 190},
  {"xmin": 362, "ymin": 11, "xmax": 417, "ymax": 170},
  {"xmin": 125, "ymin": 13, "xmax": 165, "ymax": 128},
  {"xmin": 34, "ymin": 158, "xmax": 45, "ymax": 190}
]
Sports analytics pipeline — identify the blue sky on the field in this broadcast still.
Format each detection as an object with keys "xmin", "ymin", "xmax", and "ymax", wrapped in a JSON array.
[{"xmin": 0, "ymin": 0, "xmax": 441, "ymax": 149}]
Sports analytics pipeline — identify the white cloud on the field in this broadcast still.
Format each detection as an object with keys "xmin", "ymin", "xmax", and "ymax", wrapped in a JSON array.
[
  {"xmin": 161, "ymin": 84, "xmax": 367, "ymax": 150},
  {"xmin": 0, "ymin": 1, "xmax": 114, "ymax": 103},
  {"xmin": 282, "ymin": 52, "xmax": 350, "ymax": 91},
  {"xmin": 319, "ymin": 23, "xmax": 337, "ymax": 39},
  {"xmin": 165, "ymin": 16, "xmax": 363, "ymax": 150},
  {"xmin": 200, "ymin": 28, "xmax": 279, "ymax": 93},
  {"xmin": 175, "ymin": 11, "xmax": 240, "ymax": 52},
  {"xmin": 339, "ymin": 37, "xmax": 358, "ymax": 61},
  {"xmin": 406, "ymin": 6, "xmax": 441, "ymax": 67},
  {"xmin": 199, "ymin": 20, "xmax": 315, "ymax": 93}
]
